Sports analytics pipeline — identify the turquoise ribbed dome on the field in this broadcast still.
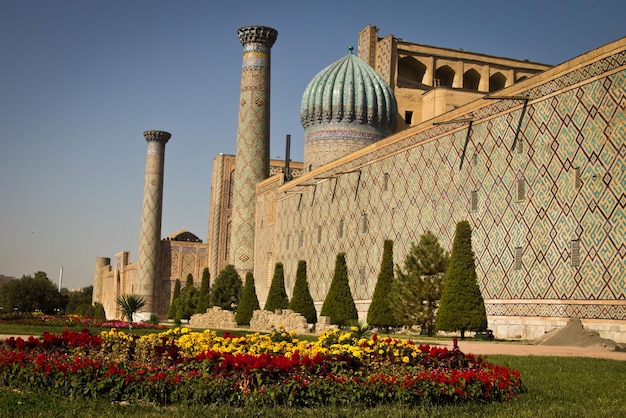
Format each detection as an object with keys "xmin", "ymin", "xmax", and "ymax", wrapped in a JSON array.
[
  {"xmin": 300, "ymin": 51, "xmax": 397, "ymax": 169},
  {"xmin": 300, "ymin": 52, "xmax": 397, "ymax": 133}
]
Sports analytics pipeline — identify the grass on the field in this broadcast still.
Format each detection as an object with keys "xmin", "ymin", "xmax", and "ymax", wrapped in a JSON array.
[{"xmin": 0, "ymin": 355, "xmax": 624, "ymax": 417}]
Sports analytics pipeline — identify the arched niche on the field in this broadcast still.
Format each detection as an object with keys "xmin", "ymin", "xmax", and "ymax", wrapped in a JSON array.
[
  {"xmin": 434, "ymin": 65, "xmax": 454, "ymax": 87},
  {"xmin": 489, "ymin": 72, "xmax": 507, "ymax": 92},
  {"xmin": 398, "ymin": 56, "xmax": 427, "ymax": 87},
  {"xmin": 463, "ymin": 68, "xmax": 481, "ymax": 90}
]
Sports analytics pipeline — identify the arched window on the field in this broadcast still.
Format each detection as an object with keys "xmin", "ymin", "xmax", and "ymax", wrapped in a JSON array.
[
  {"xmin": 398, "ymin": 57, "xmax": 427, "ymax": 87},
  {"xmin": 434, "ymin": 65, "xmax": 454, "ymax": 87},
  {"xmin": 224, "ymin": 221, "xmax": 232, "ymax": 261},
  {"xmin": 489, "ymin": 72, "xmax": 507, "ymax": 92},
  {"xmin": 463, "ymin": 69, "xmax": 481, "ymax": 90}
]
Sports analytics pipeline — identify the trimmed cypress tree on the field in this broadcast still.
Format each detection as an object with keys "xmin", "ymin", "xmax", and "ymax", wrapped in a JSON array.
[
  {"xmin": 264, "ymin": 262, "xmax": 289, "ymax": 312},
  {"xmin": 235, "ymin": 272, "xmax": 261, "ymax": 325},
  {"xmin": 195, "ymin": 268, "xmax": 211, "ymax": 314},
  {"xmin": 367, "ymin": 239, "xmax": 396, "ymax": 330},
  {"xmin": 435, "ymin": 220, "xmax": 487, "ymax": 338},
  {"xmin": 320, "ymin": 253, "xmax": 358, "ymax": 326},
  {"xmin": 209, "ymin": 265, "xmax": 242, "ymax": 311},
  {"xmin": 288, "ymin": 260, "xmax": 317, "ymax": 324},
  {"xmin": 178, "ymin": 274, "xmax": 198, "ymax": 320},
  {"xmin": 167, "ymin": 279, "xmax": 181, "ymax": 319}
]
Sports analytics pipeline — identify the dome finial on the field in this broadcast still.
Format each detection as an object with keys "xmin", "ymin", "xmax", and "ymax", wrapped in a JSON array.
[{"xmin": 348, "ymin": 45, "xmax": 354, "ymax": 54}]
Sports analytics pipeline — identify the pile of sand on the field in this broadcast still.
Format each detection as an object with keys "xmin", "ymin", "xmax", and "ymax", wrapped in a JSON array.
[{"xmin": 532, "ymin": 317, "xmax": 624, "ymax": 351}]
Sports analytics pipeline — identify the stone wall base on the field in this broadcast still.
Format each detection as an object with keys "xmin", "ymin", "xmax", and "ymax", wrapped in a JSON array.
[
  {"xmin": 189, "ymin": 307, "xmax": 237, "ymax": 329},
  {"xmin": 249, "ymin": 309, "xmax": 309, "ymax": 334},
  {"xmin": 488, "ymin": 316, "xmax": 626, "ymax": 343}
]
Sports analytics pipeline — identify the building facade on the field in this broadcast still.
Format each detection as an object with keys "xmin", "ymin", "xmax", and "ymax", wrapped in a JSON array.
[
  {"xmin": 95, "ymin": 25, "xmax": 625, "ymax": 342},
  {"xmin": 254, "ymin": 35, "xmax": 626, "ymax": 342}
]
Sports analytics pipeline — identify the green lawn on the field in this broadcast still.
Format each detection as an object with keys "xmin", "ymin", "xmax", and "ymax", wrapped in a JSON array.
[{"xmin": 0, "ymin": 355, "xmax": 624, "ymax": 417}]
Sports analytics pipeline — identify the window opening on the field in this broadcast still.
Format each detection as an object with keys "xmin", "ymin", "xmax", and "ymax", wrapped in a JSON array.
[
  {"xmin": 514, "ymin": 247, "xmax": 523, "ymax": 270},
  {"xmin": 517, "ymin": 179, "xmax": 526, "ymax": 201},
  {"xmin": 571, "ymin": 240, "xmax": 581, "ymax": 267},
  {"xmin": 471, "ymin": 191, "xmax": 478, "ymax": 212},
  {"xmin": 574, "ymin": 168, "xmax": 582, "ymax": 190},
  {"xmin": 405, "ymin": 110, "xmax": 413, "ymax": 125}
]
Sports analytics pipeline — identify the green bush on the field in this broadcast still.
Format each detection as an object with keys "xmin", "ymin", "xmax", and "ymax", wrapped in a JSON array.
[
  {"xmin": 195, "ymin": 268, "xmax": 211, "ymax": 314},
  {"xmin": 235, "ymin": 272, "xmax": 260, "ymax": 325},
  {"xmin": 320, "ymin": 253, "xmax": 358, "ymax": 326},
  {"xmin": 394, "ymin": 231, "xmax": 448, "ymax": 335},
  {"xmin": 264, "ymin": 262, "xmax": 289, "ymax": 312},
  {"xmin": 177, "ymin": 274, "xmax": 198, "ymax": 320},
  {"xmin": 209, "ymin": 265, "xmax": 242, "ymax": 311},
  {"xmin": 288, "ymin": 260, "xmax": 317, "ymax": 324},
  {"xmin": 167, "ymin": 279, "xmax": 181, "ymax": 320}
]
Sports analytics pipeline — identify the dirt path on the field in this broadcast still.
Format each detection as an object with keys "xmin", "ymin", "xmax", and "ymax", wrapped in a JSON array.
[{"xmin": 423, "ymin": 338, "xmax": 626, "ymax": 361}]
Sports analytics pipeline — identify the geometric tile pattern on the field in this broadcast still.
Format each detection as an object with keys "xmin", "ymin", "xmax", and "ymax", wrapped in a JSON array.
[
  {"xmin": 137, "ymin": 131, "xmax": 170, "ymax": 313},
  {"xmin": 256, "ymin": 45, "xmax": 626, "ymax": 322},
  {"xmin": 231, "ymin": 26, "xmax": 277, "ymax": 273}
]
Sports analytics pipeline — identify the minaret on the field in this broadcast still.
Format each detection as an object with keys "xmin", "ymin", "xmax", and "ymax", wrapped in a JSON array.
[
  {"xmin": 137, "ymin": 130, "xmax": 171, "ymax": 317},
  {"xmin": 92, "ymin": 257, "xmax": 110, "ymax": 306},
  {"xmin": 230, "ymin": 26, "xmax": 278, "ymax": 274}
]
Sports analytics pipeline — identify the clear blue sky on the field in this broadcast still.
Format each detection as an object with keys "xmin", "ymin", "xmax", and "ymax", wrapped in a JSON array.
[{"xmin": 1, "ymin": 0, "xmax": 624, "ymax": 290}]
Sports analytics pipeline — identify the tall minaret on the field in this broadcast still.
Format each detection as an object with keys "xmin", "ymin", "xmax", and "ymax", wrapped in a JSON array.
[
  {"xmin": 230, "ymin": 26, "xmax": 277, "ymax": 274},
  {"xmin": 137, "ymin": 130, "xmax": 171, "ymax": 317}
]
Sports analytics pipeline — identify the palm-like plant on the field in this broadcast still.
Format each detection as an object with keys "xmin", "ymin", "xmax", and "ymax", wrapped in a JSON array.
[{"xmin": 115, "ymin": 294, "xmax": 147, "ymax": 326}]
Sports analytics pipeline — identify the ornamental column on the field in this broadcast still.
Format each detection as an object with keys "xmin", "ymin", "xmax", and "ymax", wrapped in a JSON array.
[
  {"xmin": 137, "ymin": 130, "xmax": 171, "ymax": 318},
  {"xmin": 230, "ymin": 26, "xmax": 277, "ymax": 274}
]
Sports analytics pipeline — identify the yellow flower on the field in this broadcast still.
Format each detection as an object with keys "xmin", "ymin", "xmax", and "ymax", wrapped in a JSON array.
[{"xmin": 402, "ymin": 356, "xmax": 410, "ymax": 363}]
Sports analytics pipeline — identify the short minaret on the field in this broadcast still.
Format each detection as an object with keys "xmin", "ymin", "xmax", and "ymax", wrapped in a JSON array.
[
  {"xmin": 137, "ymin": 130, "xmax": 171, "ymax": 317},
  {"xmin": 230, "ymin": 26, "xmax": 278, "ymax": 274}
]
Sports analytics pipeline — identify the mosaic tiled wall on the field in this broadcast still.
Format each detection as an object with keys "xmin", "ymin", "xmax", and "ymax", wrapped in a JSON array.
[{"xmin": 255, "ymin": 40, "xmax": 626, "ymax": 325}]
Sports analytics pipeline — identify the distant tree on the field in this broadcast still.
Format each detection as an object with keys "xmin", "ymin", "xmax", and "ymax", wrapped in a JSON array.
[
  {"xmin": 93, "ymin": 302, "xmax": 106, "ymax": 320},
  {"xmin": 167, "ymin": 279, "xmax": 181, "ymax": 319},
  {"xmin": 320, "ymin": 253, "xmax": 358, "ymax": 327},
  {"xmin": 435, "ymin": 220, "xmax": 487, "ymax": 338},
  {"xmin": 65, "ymin": 286, "xmax": 94, "ymax": 316},
  {"xmin": 264, "ymin": 262, "xmax": 289, "ymax": 312},
  {"xmin": 209, "ymin": 265, "xmax": 242, "ymax": 311},
  {"xmin": 177, "ymin": 274, "xmax": 198, "ymax": 320},
  {"xmin": 115, "ymin": 294, "xmax": 147, "ymax": 325},
  {"xmin": 367, "ymin": 240, "xmax": 397, "ymax": 331},
  {"xmin": 288, "ymin": 260, "xmax": 317, "ymax": 324},
  {"xmin": 0, "ymin": 271, "xmax": 62, "ymax": 314},
  {"xmin": 394, "ymin": 231, "xmax": 448, "ymax": 335},
  {"xmin": 235, "ymin": 272, "xmax": 260, "ymax": 325},
  {"xmin": 195, "ymin": 268, "xmax": 211, "ymax": 314}
]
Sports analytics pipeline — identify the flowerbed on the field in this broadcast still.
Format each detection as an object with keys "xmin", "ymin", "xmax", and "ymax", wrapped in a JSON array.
[
  {"xmin": 0, "ymin": 327, "xmax": 523, "ymax": 407},
  {"xmin": 0, "ymin": 312, "xmax": 164, "ymax": 330}
]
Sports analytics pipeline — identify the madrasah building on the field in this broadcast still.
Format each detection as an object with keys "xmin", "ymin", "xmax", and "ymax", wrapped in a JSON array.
[{"xmin": 93, "ymin": 25, "xmax": 626, "ymax": 342}]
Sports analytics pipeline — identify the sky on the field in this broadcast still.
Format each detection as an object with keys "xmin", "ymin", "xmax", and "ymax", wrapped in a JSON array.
[{"xmin": 1, "ymin": 0, "xmax": 624, "ymax": 290}]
